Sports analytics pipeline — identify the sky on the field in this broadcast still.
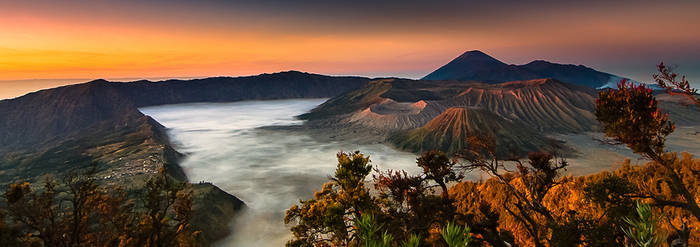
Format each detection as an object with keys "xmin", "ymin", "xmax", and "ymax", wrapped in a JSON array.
[{"xmin": 1, "ymin": 0, "xmax": 699, "ymax": 98}]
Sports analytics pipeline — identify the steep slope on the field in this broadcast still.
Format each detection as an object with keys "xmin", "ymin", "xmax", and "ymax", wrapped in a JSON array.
[
  {"xmin": 298, "ymin": 79, "xmax": 393, "ymax": 120},
  {"xmin": 0, "ymin": 71, "xmax": 370, "ymax": 244},
  {"xmin": 422, "ymin": 50, "xmax": 629, "ymax": 88},
  {"xmin": 0, "ymin": 113, "xmax": 186, "ymax": 184},
  {"xmin": 112, "ymin": 71, "xmax": 369, "ymax": 107},
  {"xmin": 449, "ymin": 78, "xmax": 599, "ymax": 132},
  {"xmin": 0, "ymin": 80, "xmax": 142, "ymax": 153},
  {"xmin": 390, "ymin": 107, "xmax": 553, "ymax": 156},
  {"xmin": 303, "ymin": 78, "xmax": 599, "ymax": 157},
  {"xmin": 304, "ymin": 76, "xmax": 700, "ymax": 157},
  {"xmin": 0, "ymin": 71, "xmax": 369, "ymax": 155},
  {"xmin": 423, "ymin": 50, "xmax": 540, "ymax": 83},
  {"xmin": 306, "ymin": 78, "xmax": 599, "ymax": 133}
]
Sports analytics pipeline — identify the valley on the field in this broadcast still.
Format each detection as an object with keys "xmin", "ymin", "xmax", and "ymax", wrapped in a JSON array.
[
  {"xmin": 0, "ymin": 51, "xmax": 698, "ymax": 246},
  {"xmin": 4, "ymin": 1, "xmax": 699, "ymax": 245},
  {"xmin": 139, "ymin": 99, "xmax": 426, "ymax": 247},
  {"xmin": 141, "ymin": 98, "xmax": 700, "ymax": 246}
]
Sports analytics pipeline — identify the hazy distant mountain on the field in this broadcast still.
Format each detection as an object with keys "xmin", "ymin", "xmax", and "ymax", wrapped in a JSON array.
[{"xmin": 423, "ymin": 50, "xmax": 634, "ymax": 88}]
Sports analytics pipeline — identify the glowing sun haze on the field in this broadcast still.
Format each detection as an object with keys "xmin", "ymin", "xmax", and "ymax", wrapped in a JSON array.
[{"xmin": 1, "ymin": 0, "xmax": 699, "ymax": 92}]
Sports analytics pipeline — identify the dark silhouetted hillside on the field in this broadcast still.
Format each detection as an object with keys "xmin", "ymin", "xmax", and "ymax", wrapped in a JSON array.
[{"xmin": 422, "ymin": 50, "xmax": 629, "ymax": 88}]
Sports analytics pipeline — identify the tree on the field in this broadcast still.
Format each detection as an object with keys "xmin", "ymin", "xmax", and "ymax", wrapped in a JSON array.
[
  {"xmin": 449, "ymin": 181, "xmax": 513, "ymax": 247},
  {"xmin": 596, "ymin": 74, "xmax": 700, "ymax": 245},
  {"xmin": 286, "ymin": 150, "xmax": 475, "ymax": 246},
  {"xmin": 459, "ymin": 136, "xmax": 581, "ymax": 247},
  {"xmin": 595, "ymin": 79, "xmax": 700, "ymax": 222},
  {"xmin": 3, "ymin": 170, "xmax": 106, "ymax": 246},
  {"xmin": 132, "ymin": 168, "xmax": 199, "ymax": 247},
  {"xmin": 284, "ymin": 151, "xmax": 378, "ymax": 246},
  {"xmin": 416, "ymin": 151, "xmax": 462, "ymax": 200},
  {"xmin": 582, "ymin": 174, "xmax": 638, "ymax": 245},
  {"xmin": 654, "ymin": 62, "xmax": 700, "ymax": 106},
  {"xmin": 0, "ymin": 167, "xmax": 199, "ymax": 247},
  {"xmin": 373, "ymin": 151, "xmax": 462, "ymax": 245}
]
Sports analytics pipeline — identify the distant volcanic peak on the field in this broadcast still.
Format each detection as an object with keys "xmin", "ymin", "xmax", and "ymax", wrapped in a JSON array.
[
  {"xmin": 423, "ymin": 50, "xmax": 626, "ymax": 88},
  {"xmin": 448, "ymin": 50, "xmax": 507, "ymax": 69},
  {"xmin": 454, "ymin": 50, "xmax": 504, "ymax": 64},
  {"xmin": 422, "ymin": 50, "xmax": 508, "ymax": 81}
]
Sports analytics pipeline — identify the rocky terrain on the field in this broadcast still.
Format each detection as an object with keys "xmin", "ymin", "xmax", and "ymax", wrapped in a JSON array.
[
  {"xmin": 298, "ymin": 51, "xmax": 699, "ymax": 158},
  {"xmin": 390, "ymin": 107, "xmax": 551, "ymax": 156},
  {"xmin": 302, "ymin": 77, "xmax": 700, "ymax": 157},
  {"xmin": 303, "ymin": 78, "xmax": 592, "ymax": 155}
]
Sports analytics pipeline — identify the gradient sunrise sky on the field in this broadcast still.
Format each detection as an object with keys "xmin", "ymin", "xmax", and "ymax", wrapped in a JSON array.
[{"xmin": 1, "ymin": 0, "xmax": 699, "ymax": 98}]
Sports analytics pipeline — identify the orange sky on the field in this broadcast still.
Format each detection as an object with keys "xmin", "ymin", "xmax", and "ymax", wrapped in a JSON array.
[{"xmin": 1, "ymin": 0, "xmax": 699, "ymax": 99}]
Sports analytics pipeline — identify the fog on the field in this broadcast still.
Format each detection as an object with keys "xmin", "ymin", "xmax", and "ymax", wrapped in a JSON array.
[{"xmin": 139, "ymin": 99, "xmax": 427, "ymax": 246}]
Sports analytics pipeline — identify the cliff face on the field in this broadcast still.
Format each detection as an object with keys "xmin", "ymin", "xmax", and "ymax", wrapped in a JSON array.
[
  {"xmin": 0, "ymin": 80, "xmax": 142, "ymax": 153},
  {"xmin": 0, "ymin": 71, "xmax": 370, "ymax": 244},
  {"xmin": 191, "ymin": 183, "xmax": 246, "ymax": 244}
]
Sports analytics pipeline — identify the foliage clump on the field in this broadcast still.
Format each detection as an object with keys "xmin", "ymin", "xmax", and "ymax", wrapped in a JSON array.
[
  {"xmin": 286, "ymin": 64, "xmax": 700, "ymax": 246},
  {"xmin": 0, "ymin": 167, "xmax": 201, "ymax": 247},
  {"xmin": 622, "ymin": 202, "xmax": 667, "ymax": 247}
]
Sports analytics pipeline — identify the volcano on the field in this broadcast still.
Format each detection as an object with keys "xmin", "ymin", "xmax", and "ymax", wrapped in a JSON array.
[{"xmin": 423, "ymin": 50, "xmax": 633, "ymax": 88}]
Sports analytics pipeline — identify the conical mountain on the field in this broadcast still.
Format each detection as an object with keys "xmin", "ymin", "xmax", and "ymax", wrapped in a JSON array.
[
  {"xmin": 389, "ymin": 107, "xmax": 553, "ymax": 156},
  {"xmin": 423, "ymin": 50, "xmax": 631, "ymax": 88},
  {"xmin": 423, "ymin": 50, "xmax": 539, "ymax": 82}
]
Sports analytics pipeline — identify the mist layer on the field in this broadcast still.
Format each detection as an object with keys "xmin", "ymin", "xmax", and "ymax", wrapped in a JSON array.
[{"xmin": 139, "ymin": 99, "xmax": 424, "ymax": 246}]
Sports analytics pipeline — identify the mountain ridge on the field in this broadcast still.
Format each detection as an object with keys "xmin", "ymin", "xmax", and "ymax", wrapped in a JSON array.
[
  {"xmin": 302, "ymin": 77, "xmax": 602, "ymax": 156},
  {"xmin": 0, "ymin": 71, "xmax": 371, "ymax": 244},
  {"xmin": 389, "ymin": 107, "xmax": 555, "ymax": 156},
  {"xmin": 0, "ymin": 71, "xmax": 370, "ymax": 154},
  {"xmin": 422, "ymin": 50, "xmax": 631, "ymax": 88}
]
